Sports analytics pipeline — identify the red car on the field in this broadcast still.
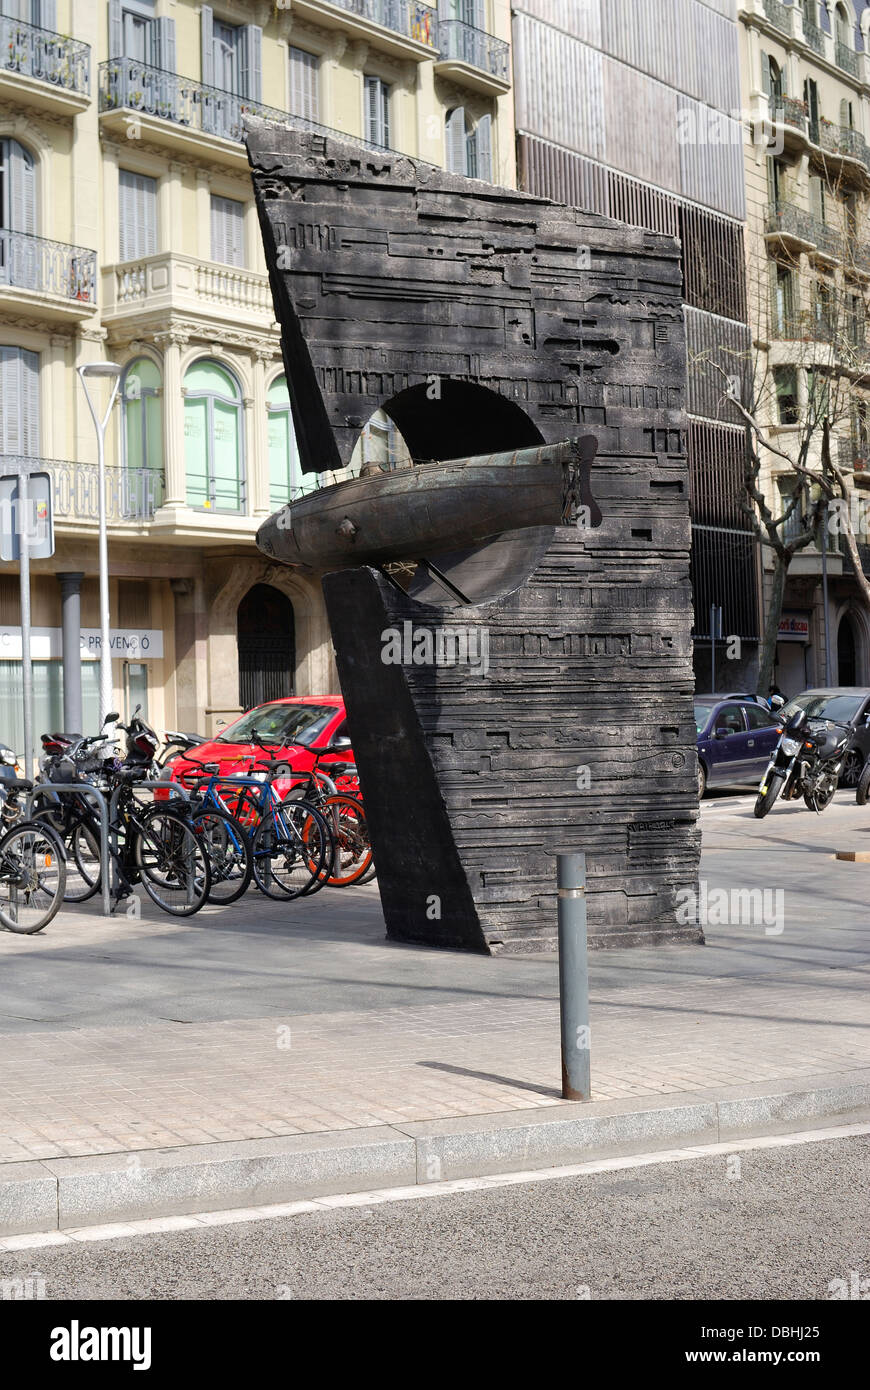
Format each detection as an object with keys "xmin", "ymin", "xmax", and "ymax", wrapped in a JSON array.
[{"xmin": 169, "ymin": 696, "xmax": 354, "ymax": 797}]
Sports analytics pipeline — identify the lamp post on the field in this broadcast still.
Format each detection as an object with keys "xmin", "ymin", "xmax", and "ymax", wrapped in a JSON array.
[{"xmin": 77, "ymin": 362, "xmax": 122, "ymax": 725}]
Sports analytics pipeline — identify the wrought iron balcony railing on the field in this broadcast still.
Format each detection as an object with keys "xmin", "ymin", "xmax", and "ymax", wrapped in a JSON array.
[
  {"xmin": 0, "ymin": 14, "xmax": 90, "ymax": 96},
  {"xmin": 48, "ymin": 461, "xmax": 164, "ymax": 523},
  {"xmin": 772, "ymin": 95, "xmax": 807, "ymax": 134},
  {"xmin": 98, "ymin": 59, "xmax": 396, "ymax": 153},
  {"xmin": 437, "ymin": 19, "xmax": 510, "ymax": 81},
  {"xmin": 802, "ymin": 20, "xmax": 824, "ymax": 55},
  {"xmin": 765, "ymin": 200, "xmax": 815, "ymax": 244},
  {"xmin": 328, "ymin": 0, "xmax": 437, "ymax": 48},
  {"xmin": 0, "ymin": 229, "xmax": 96, "ymax": 304},
  {"xmin": 819, "ymin": 118, "xmax": 868, "ymax": 164},
  {"xmin": 836, "ymin": 41, "xmax": 859, "ymax": 77},
  {"xmin": 763, "ymin": 0, "xmax": 792, "ymax": 34},
  {"xmin": 811, "ymin": 216, "xmax": 841, "ymax": 259}
]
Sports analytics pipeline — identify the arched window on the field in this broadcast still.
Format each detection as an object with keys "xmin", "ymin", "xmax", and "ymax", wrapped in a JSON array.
[
  {"xmin": 122, "ymin": 356, "xmax": 164, "ymax": 510},
  {"xmin": 0, "ymin": 137, "xmax": 36, "ymax": 291},
  {"xmin": 445, "ymin": 107, "xmax": 492, "ymax": 182},
  {"xmin": 836, "ymin": 3, "xmax": 851, "ymax": 49},
  {"xmin": 183, "ymin": 359, "xmax": 244, "ymax": 512},
  {"xmin": 266, "ymin": 373, "xmax": 309, "ymax": 507}
]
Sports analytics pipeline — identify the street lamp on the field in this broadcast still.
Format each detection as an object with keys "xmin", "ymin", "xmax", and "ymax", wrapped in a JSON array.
[{"xmin": 77, "ymin": 362, "xmax": 122, "ymax": 726}]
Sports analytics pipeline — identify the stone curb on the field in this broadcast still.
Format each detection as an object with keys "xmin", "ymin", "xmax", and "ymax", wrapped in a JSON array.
[{"xmin": 2, "ymin": 1070, "xmax": 868, "ymax": 1236}]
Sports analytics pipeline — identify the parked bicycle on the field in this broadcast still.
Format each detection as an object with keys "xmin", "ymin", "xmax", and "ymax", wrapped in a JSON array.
[{"xmin": 0, "ymin": 778, "xmax": 66, "ymax": 934}]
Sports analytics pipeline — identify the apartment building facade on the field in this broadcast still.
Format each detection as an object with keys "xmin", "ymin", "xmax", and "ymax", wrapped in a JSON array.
[
  {"xmin": 0, "ymin": 0, "xmax": 514, "ymax": 755},
  {"xmin": 511, "ymin": 0, "xmax": 761, "ymax": 692},
  {"xmin": 740, "ymin": 0, "xmax": 870, "ymax": 696}
]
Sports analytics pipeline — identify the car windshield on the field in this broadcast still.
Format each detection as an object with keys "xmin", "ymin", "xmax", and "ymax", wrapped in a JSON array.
[
  {"xmin": 694, "ymin": 703, "xmax": 715, "ymax": 733},
  {"xmin": 781, "ymin": 693, "xmax": 864, "ymax": 725},
  {"xmin": 215, "ymin": 703, "xmax": 336, "ymax": 746}
]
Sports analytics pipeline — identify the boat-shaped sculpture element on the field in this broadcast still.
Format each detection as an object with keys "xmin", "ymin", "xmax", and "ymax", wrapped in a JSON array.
[{"xmin": 257, "ymin": 436, "xmax": 600, "ymax": 573}]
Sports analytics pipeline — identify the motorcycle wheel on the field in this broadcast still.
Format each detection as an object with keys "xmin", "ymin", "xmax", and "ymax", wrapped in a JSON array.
[
  {"xmin": 857, "ymin": 759, "xmax": 870, "ymax": 807},
  {"xmin": 804, "ymin": 778, "xmax": 837, "ymax": 812},
  {"xmin": 754, "ymin": 773, "xmax": 784, "ymax": 819}
]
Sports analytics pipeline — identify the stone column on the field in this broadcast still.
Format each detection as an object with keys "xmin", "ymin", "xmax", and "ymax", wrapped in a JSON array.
[
  {"xmin": 56, "ymin": 572, "xmax": 84, "ymax": 734},
  {"xmin": 251, "ymin": 351, "xmax": 271, "ymax": 516},
  {"xmin": 154, "ymin": 329, "xmax": 188, "ymax": 508}
]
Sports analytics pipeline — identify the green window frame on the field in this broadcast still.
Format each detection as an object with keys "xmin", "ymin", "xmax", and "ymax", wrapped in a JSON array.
[
  {"xmin": 121, "ymin": 355, "xmax": 164, "ymax": 512},
  {"xmin": 183, "ymin": 359, "xmax": 245, "ymax": 513}
]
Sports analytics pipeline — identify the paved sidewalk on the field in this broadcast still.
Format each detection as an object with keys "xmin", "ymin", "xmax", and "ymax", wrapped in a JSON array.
[
  {"xmin": 1, "ymin": 791, "xmax": 868, "ymax": 1167},
  {"xmin": 0, "ymin": 974, "xmax": 868, "ymax": 1163}
]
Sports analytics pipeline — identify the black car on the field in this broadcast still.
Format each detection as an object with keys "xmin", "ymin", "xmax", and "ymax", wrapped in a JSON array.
[
  {"xmin": 779, "ymin": 688, "xmax": 870, "ymax": 788},
  {"xmin": 695, "ymin": 694, "xmax": 782, "ymax": 797}
]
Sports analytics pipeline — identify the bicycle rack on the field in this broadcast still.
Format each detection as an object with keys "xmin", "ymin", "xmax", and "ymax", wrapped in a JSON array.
[
  {"xmin": 26, "ymin": 779, "xmax": 191, "ymax": 919},
  {"xmin": 26, "ymin": 783, "xmax": 112, "ymax": 918}
]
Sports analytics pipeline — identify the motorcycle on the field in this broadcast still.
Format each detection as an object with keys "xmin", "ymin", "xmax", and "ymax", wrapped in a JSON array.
[{"xmin": 754, "ymin": 706, "xmax": 852, "ymax": 818}]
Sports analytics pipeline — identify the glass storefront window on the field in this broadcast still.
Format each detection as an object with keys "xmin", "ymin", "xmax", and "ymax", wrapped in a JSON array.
[{"xmin": 0, "ymin": 661, "xmax": 100, "ymax": 757}]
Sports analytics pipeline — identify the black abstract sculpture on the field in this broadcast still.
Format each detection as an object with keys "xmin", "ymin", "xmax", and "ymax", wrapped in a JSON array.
[{"xmin": 245, "ymin": 119, "xmax": 701, "ymax": 953}]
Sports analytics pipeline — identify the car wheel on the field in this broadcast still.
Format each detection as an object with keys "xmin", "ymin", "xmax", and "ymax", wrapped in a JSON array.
[
  {"xmin": 839, "ymin": 749, "xmax": 863, "ymax": 788},
  {"xmin": 857, "ymin": 759, "xmax": 870, "ymax": 807},
  {"xmin": 697, "ymin": 761, "xmax": 707, "ymax": 799}
]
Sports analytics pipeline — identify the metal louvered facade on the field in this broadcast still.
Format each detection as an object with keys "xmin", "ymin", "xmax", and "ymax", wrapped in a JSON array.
[{"xmin": 512, "ymin": 0, "xmax": 761, "ymax": 673}]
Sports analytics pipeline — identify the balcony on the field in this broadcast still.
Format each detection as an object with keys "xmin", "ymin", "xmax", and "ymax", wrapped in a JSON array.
[
  {"xmin": 836, "ymin": 42, "xmax": 859, "ymax": 77},
  {"xmin": 98, "ymin": 59, "xmax": 396, "ymax": 168},
  {"xmin": 802, "ymin": 20, "xmax": 825, "ymax": 56},
  {"xmin": 284, "ymin": 0, "xmax": 437, "ymax": 61},
  {"xmin": 766, "ymin": 95, "xmax": 808, "ymax": 154},
  {"xmin": 1, "ymin": 460, "xmax": 163, "ymax": 526},
  {"xmin": 0, "ymin": 230, "xmax": 97, "ymax": 322},
  {"xmin": 838, "ymin": 437, "xmax": 869, "ymax": 473},
  {"xmin": 102, "ymin": 252, "xmax": 278, "ymax": 334},
  {"xmin": 0, "ymin": 15, "xmax": 90, "ymax": 117},
  {"xmin": 434, "ymin": 19, "xmax": 511, "ymax": 96},
  {"xmin": 817, "ymin": 116, "xmax": 868, "ymax": 174},
  {"xmin": 765, "ymin": 200, "xmax": 816, "ymax": 252},
  {"xmin": 763, "ymin": 0, "xmax": 793, "ymax": 34},
  {"xmin": 809, "ymin": 215, "xmax": 841, "ymax": 262}
]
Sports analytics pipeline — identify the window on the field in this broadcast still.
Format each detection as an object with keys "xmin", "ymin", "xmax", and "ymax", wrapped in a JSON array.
[
  {"xmin": 803, "ymin": 77, "xmax": 819, "ymax": 143},
  {"xmin": 210, "ymin": 194, "xmax": 245, "ymax": 267},
  {"xmin": 853, "ymin": 398, "xmax": 869, "ymax": 463},
  {"xmin": 771, "ymin": 261, "xmax": 795, "ymax": 336},
  {"xmin": 445, "ymin": 107, "xmax": 493, "ymax": 181},
  {"xmin": 267, "ymin": 373, "xmax": 309, "ymax": 508},
  {"xmin": 762, "ymin": 54, "xmax": 785, "ymax": 112},
  {"xmin": 108, "ymin": 1, "xmax": 176, "ymax": 69},
  {"xmin": 118, "ymin": 169, "xmax": 157, "ymax": 262},
  {"xmin": 835, "ymin": 3, "xmax": 851, "ymax": 49},
  {"xmin": 807, "ymin": 368, "xmax": 829, "ymax": 420},
  {"xmin": 0, "ymin": 347, "xmax": 39, "ymax": 457},
  {"xmin": 289, "ymin": 46, "xmax": 318, "ymax": 123},
  {"xmin": 364, "ymin": 75, "xmax": 390, "ymax": 148},
  {"xmin": 813, "ymin": 277, "xmax": 833, "ymax": 337},
  {"xmin": 774, "ymin": 365, "xmax": 798, "ymax": 425},
  {"xmin": 767, "ymin": 156, "xmax": 787, "ymax": 209},
  {"xmin": 0, "ymin": 137, "xmax": 36, "ymax": 289},
  {"xmin": 201, "ymin": 8, "xmax": 261, "ymax": 100},
  {"xmin": 847, "ymin": 292, "xmax": 863, "ymax": 346},
  {"xmin": 778, "ymin": 478, "xmax": 804, "ymax": 542},
  {"xmin": 121, "ymin": 356, "xmax": 164, "ymax": 510},
  {"xmin": 183, "ymin": 360, "xmax": 244, "ymax": 512},
  {"xmin": 746, "ymin": 704, "xmax": 777, "ymax": 730},
  {"xmin": 808, "ymin": 174, "xmax": 827, "ymax": 225},
  {"xmin": 715, "ymin": 705, "xmax": 745, "ymax": 736}
]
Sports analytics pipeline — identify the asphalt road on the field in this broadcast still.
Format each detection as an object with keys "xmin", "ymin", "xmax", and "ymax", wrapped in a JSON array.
[{"xmin": 4, "ymin": 1133, "xmax": 868, "ymax": 1300}]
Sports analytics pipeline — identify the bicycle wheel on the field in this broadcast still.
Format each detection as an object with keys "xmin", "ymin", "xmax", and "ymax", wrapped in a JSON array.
[
  {"xmin": 0, "ymin": 820, "xmax": 67, "ymax": 934},
  {"xmin": 319, "ymin": 795, "xmax": 372, "ymax": 887},
  {"xmin": 31, "ymin": 807, "xmax": 101, "ymax": 903},
  {"xmin": 190, "ymin": 806, "xmax": 252, "ymax": 905},
  {"xmin": 251, "ymin": 801, "xmax": 331, "ymax": 900},
  {"xmin": 134, "ymin": 807, "xmax": 211, "ymax": 916}
]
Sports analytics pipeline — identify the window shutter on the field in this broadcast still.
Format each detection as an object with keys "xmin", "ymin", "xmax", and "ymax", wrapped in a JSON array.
[
  {"xmin": 40, "ymin": 0, "xmax": 58, "ymax": 30},
  {"xmin": 381, "ymin": 82, "xmax": 390, "ymax": 147},
  {"xmin": 475, "ymin": 112, "xmax": 492, "ymax": 181},
  {"xmin": 201, "ymin": 4, "xmax": 214, "ymax": 86},
  {"xmin": 761, "ymin": 52, "xmax": 771, "ymax": 100},
  {"xmin": 0, "ymin": 348, "xmax": 39, "ymax": 457},
  {"xmin": 151, "ymin": 16, "xmax": 176, "ymax": 73},
  {"xmin": 21, "ymin": 347, "xmax": 39, "ymax": 457},
  {"xmin": 471, "ymin": 0, "xmax": 485, "ymax": 29},
  {"xmin": 211, "ymin": 195, "xmax": 245, "ymax": 267},
  {"xmin": 240, "ymin": 24, "xmax": 262, "ymax": 102},
  {"xmin": 446, "ymin": 106, "xmax": 466, "ymax": 174},
  {"xmin": 119, "ymin": 170, "xmax": 157, "ymax": 262},
  {"xmin": 365, "ymin": 77, "xmax": 379, "ymax": 144},
  {"xmin": 108, "ymin": 0, "xmax": 123, "ymax": 59},
  {"xmin": 289, "ymin": 47, "xmax": 318, "ymax": 122},
  {"xmin": 809, "ymin": 174, "xmax": 824, "ymax": 221},
  {"xmin": 9, "ymin": 140, "xmax": 35, "ymax": 235}
]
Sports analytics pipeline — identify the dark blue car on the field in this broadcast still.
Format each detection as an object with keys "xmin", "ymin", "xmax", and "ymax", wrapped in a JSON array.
[{"xmin": 695, "ymin": 694, "xmax": 782, "ymax": 798}]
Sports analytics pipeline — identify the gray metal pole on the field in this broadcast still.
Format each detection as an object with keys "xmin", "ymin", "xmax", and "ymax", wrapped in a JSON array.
[
  {"xmin": 821, "ymin": 502, "xmax": 831, "ymax": 685},
  {"xmin": 557, "ymin": 851, "xmax": 590, "ymax": 1101},
  {"xmin": 710, "ymin": 605, "xmax": 716, "ymax": 693},
  {"xmin": 18, "ymin": 470, "xmax": 33, "ymax": 781},
  {"xmin": 57, "ymin": 572, "xmax": 84, "ymax": 734},
  {"xmin": 96, "ymin": 420, "xmax": 113, "ymax": 723}
]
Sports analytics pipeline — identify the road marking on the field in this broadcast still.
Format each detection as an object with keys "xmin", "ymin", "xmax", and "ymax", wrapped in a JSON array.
[{"xmin": 1, "ymin": 1120, "xmax": 868, "ymax": 1252}]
